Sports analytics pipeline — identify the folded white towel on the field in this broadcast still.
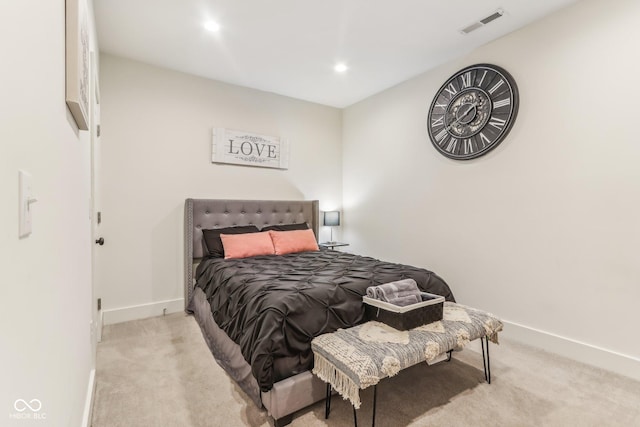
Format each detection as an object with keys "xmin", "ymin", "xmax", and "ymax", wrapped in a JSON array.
[
  {"xmin": 366, "ymin": 279, "xmax": 421, "ymax": 303},
  {"xmin": 389, "ymin": 294, "xmax": 421, "ymax": 307},
  {"xmin": 366, "ymin": 287, "xmax": 376, "ymax": 298}
]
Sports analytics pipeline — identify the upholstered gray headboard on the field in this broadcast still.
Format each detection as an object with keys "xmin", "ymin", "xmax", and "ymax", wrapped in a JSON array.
[{"xmin": 184, "ymin": 199, "xmax": 320, "ymax": 308}]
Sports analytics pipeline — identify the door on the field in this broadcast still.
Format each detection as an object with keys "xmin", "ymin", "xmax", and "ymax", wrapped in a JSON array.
[{"xmin": 90, "ymin": 52, "xmax": 103, "ymax": 351}]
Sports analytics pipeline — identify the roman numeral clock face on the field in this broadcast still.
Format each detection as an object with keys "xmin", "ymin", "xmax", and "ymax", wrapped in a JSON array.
[{"xmin": 427, "ymin": 64, "xmax": 519, "ymax": 160}]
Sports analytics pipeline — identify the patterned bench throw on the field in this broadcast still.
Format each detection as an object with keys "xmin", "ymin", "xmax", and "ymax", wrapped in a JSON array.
[{"xmin": 311, "ymin": 302, "xmax": 503, "ymax": 409}]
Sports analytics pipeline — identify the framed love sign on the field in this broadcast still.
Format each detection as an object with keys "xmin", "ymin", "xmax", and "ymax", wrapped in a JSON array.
[{"xmin": 212, "ymin": 128, "xmax": 290, "ymax": 169}]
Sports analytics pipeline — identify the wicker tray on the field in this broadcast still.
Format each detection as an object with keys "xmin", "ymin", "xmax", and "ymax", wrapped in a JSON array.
[{"xmin": 363, "ymin": 292, "xmax": 445, "ymax": 331}]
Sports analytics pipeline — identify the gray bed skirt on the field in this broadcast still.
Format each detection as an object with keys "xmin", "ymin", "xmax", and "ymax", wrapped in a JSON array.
[{"xmin": 187, "ymin": 287, "xmax": 327, "ymax": 421}]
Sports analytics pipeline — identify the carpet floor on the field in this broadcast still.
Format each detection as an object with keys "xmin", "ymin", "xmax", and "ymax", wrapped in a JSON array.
[{"xmin": 92, "ymin": 313, "xmax": 640, "ymax": 427}]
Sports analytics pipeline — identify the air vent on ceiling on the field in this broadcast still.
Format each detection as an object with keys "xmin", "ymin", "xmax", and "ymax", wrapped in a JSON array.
[{"xmin": 460, "ymin": 9, "xmax": 504, "ymax": 34}]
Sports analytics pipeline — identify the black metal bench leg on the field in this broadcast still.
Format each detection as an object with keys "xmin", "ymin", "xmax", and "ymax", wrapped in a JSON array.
[
  {"xmin": 353, "ymin": 405, "xmax": 358, "ymax": 427},
  {"xmin": 351, "ymin": 385, "xmax": 379, "ymax": 427},
  {"xmin": 486, "ymin": 336, "xmax": 491, "ymax": 384},
  {"xmin": 447, "ymin": 350, "xmax": 453, "ymax": 362},
  {"xmin": 372, "ymin": 384, "xmax": 377, "ymax": 427},
  {"xmin": 481, "ymin": 336, "xmax": 487, "ymax": 382},
  {"xmin": 325, "ymin": 383, "xmax": 331, "ymax": 419},
  {"xmin": 481, "ymin": 336, "xmax": 492, "ymax": 384}
]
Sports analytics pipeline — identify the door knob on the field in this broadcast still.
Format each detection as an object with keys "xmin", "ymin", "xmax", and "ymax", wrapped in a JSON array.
[{"xmin": 95, "ymin": 237, "xmax": 105, "ymax": 245}]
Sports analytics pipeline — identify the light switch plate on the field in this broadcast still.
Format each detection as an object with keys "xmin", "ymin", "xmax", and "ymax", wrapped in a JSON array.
[{"xmin": 19, "ymin": 170, "xmax": 33, "ymax": 238}]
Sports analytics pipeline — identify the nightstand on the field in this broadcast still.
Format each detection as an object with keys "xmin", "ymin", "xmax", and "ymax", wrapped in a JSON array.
[{"xmin": 319, "ymin": 242, "xmax": 349, "ymax": 250}]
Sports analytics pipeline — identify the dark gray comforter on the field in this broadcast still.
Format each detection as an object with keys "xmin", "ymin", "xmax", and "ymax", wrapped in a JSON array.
[{"xmin": 194, "ymin": 249, "xmax": 455, "ymax": 391}]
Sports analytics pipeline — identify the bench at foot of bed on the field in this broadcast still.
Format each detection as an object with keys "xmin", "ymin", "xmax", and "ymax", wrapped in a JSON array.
[{"xmin": 311, "ymin": 302, "xmax": 503, "ymax": 427}]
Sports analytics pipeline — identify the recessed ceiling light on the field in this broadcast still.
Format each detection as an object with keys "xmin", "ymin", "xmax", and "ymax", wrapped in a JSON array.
[
  {"xmin": 204, "ymin": 21, "xmax": 221, "ymax": 32},
  {"xmin": 334, "ymin": 63, "xmax": 348, "ymax": 73}
]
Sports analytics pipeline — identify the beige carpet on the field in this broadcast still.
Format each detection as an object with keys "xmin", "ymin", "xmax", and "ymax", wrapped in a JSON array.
[{"xmin": 92, "ymin": 313, "xmax": 640, "ymax": 427}]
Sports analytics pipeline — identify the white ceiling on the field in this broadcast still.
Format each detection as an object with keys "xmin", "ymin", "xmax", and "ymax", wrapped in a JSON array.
[{"xmin": 94, "ymin": 0, "xmax": 580, "ymax": 108}]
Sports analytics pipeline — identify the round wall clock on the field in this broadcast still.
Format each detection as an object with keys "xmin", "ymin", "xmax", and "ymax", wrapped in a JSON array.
[{"xmin": 427, "ymin": 64, "xmax": 519, "ymax": 160}]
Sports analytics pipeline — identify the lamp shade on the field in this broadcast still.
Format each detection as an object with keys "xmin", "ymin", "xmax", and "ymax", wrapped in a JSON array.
[{"xmin": 323, "ymin": 211, "xmax": 340, "ymax": 227}]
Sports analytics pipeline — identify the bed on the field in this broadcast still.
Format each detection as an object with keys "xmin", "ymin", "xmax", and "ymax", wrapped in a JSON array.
[{"xmin": 184, "ymin": 199, "xmax": 455, "ymax": 426}]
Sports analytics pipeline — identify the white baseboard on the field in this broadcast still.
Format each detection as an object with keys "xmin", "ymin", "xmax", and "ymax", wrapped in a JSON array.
[
  {"xmin": 102, "ymin": 298, "xmax": 184, "ymax": 325},
  {"xmin": 502, "ymin": 319, "xmax": 640, "ymax": 382},
  {"xmin": 81, "ymin": 369, "xmax": 96, "ymax": 427}
]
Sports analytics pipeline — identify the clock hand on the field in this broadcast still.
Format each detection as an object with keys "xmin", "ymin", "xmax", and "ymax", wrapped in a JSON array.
[
  {"xmin": 445, "ymin": 101, "xmax": 479, "ymax": 131},
  {"xmin": 459, "ymin": 101, "xmax": 479, "ymax": 119}
]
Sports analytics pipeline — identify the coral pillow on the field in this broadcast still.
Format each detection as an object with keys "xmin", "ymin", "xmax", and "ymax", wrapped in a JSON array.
[
  {"xmin": 269, "ymin": 229, "xmax": 319, "ymax": 255},
  {"xmin": 202, "ymin": 225, "xmax": 260, "ymax": 258},
  {"xmin": 220, "ymin": 231, "xmax": 275, "ymax": 259}
]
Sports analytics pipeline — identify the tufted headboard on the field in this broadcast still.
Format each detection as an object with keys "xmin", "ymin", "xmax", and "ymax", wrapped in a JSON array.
[{"xmin": 184, "ymin": 198, "xmax": 320, "ymax": 308}]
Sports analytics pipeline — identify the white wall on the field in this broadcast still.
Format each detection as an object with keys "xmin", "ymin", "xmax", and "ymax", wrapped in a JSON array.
[
  {"xmin": 0, "ymin": 1, "xmax": 97, "ymax": 425},
  {"xmin": 343, "ymin": 0, "xmax": 640, "ymax": 376},
  {"xmin": 98, "ymin": 54, "xmax": 342, "ymax": 322}
]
